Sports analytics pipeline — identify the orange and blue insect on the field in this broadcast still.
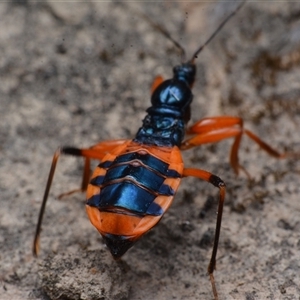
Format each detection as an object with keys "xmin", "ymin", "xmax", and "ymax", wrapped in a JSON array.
[
  {"xmin": 33, "ymin": 2, "xmax": 290, "ymax": 299},
  {"xmin": 85, "ymin": 63, "xmax": 197, "ymax": 258}
]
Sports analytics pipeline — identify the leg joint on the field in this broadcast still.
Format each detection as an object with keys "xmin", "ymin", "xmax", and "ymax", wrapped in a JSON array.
[
  {"xmin": 61, "ymin": 147, "xmax": 83, "ymax": 156},
  {"xmin": 209, "ymin": 174, "xmax": 226, "ymax": 188}
]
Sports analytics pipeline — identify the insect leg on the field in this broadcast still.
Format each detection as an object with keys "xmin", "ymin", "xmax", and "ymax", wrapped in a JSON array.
[
  {"xmin": 33, "ymin": 139, "xmax": 127, "ymax": 256},
  {"xmin": 57, "ymin": 139, "xmax": 127, "ymax": 199},
  {"xmin": 151, "ymin": 75, "xmax": 164, "ymax": 93},
  {"xmin": 183, "ymin": 168, "xmax": 226, "ymax": 300},
  {"xmin": 56, "ymin": 150, "xmax": 91, "ymax": 199},
  {"xmin": 181, "ymin": 116, "xmax": 286, "ymax": 176}
]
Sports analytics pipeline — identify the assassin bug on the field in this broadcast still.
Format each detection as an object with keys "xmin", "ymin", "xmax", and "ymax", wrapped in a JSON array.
[{"xmin": 33, "ymin": 1, "xmax": 291, "ymax": 299}]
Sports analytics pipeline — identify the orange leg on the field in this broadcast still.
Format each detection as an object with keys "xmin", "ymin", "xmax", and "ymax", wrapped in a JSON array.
[
  {"xmin": 33, "ymin": 139, "xmax": 127, "ymax": 256},
  {"xmin": 181, "ymin": 116, "xmax": 286, "ymax": 176},
  {"xmin": 57, "ymin": 139, "xmax": 127, "ymax": 199},
  {"xmin": 183, "ymin": 168, "xmax": 226, "ymax": 300},
  {"xmin": 151, "ymin": 75, "xmax": 164, "ymax": 93}
]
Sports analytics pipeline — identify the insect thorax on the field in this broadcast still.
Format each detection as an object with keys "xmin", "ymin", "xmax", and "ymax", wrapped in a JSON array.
[{"xmin": 134, "ymin": 64, "xmax": 195, "ymax": 147}]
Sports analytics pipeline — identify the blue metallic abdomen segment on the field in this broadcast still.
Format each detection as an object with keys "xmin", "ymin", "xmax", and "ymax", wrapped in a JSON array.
[
  {"xmin": 86, "ymin": 150, "xmax": 181, "ymax": 216},
  {"xmin": 87, "ymin": 181, "xmax": 163, "ymax": 216},
  {"xmin": 92, "ymin": 164, "xmax": 166, "ymax": 193}
]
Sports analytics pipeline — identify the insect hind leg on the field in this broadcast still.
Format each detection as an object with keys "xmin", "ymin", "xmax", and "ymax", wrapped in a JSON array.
[
  {"xmin": 33, "ymin": 147, "xmax": 66, "ymax": 256},
  {"xmin": 183, "ymin": 168, "xmax": 226, "ymax": 300},
  {"xmin": 33, "ymin": 139, "xmax": 128, "ymax": 256},
  {"xmin": 33, "ymin": 147, "xmax": 91, "ymax": 255}
]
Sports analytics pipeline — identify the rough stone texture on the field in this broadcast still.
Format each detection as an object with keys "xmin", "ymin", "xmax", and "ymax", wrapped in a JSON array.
[
  {"xmin": 40, "ymin": 250, "xmax": 129, "ymax": 300},
  {"xmin": 0, "ymin": 1, "xmax": 299, "ymax": 300}
]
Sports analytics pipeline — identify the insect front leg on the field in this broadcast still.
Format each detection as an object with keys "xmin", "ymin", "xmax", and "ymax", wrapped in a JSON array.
[
  {"xmin": 33, "ymin": 139, "xmax": 127, "ymax": 256},
  {"xmin": 182, "ymin": 168, "xmax": 226, "ymax": 300},
  {"xmin": 151, "ymin": 75, "xmax": 164, "ymax": 93},
  {"xmin": 181, "ymin": 116, "xmax": 286, "ymax": 177}
]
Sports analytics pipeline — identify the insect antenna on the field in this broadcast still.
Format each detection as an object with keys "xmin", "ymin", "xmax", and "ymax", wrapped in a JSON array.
[
  {"xmin": 137, "ymin": 10, "xmax": 187, "ymax": 63},
  {"xmin": 189, "ymin": 0, "xmax": 246, "ymax": 63}
]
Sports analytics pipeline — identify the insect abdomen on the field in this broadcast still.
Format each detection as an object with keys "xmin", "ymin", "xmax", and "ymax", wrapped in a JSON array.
[{"xmin": 85, "ymin": 141, "xmax": 183, "ymax": 258}]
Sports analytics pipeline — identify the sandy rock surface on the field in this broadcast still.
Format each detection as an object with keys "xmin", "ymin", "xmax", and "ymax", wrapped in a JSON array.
[{"xmin": 0, "ymin": 2, "xmax": 299, "ymax": 300}]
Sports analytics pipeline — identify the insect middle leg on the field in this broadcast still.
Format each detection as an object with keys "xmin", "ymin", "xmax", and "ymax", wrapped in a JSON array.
[
  {"xmin": 57, "ymin": 139, "xmax": 127, "ymax": 199},
  {"xmin": 181, "ymin": 116, "xmax": 286, "ymax": 176},
  {"xmin": 182, "ymin": 168, "xmax": 226, "ymax": 300},
  {"xmin": 33, "ymin": 139, "xmax": 127, "ymax": 256}
]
